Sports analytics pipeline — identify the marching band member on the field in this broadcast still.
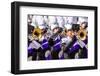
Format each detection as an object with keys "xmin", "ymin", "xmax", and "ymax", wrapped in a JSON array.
[
  {"xmin": 28, "ymin": 15, "xmax": 35, "ymax": 59},
  {"xmin": 28, "ymin": 40, "xmax": 42, "ymax": 60},
  {"xmin": 63, "ymin": 23, "xmax": 87, "ymax": 59},
  {"xmin": 35, "ymin": 16, "xmax": 51, "ymax": 60},
  {"xmin": 38, "ymin": 25, "xmax": 52, "ymax": 60},
  {"xmin": 77, "ymin": 17, "xmax": 88, "ymax": 45},
  {"xmin": 28, "ymin": 27, "xmax": 43, "ymax": 60},
  {"xmin": 79, "ymin": 22, "xmax": 88, "ymax": 45},
  {"xmin": 62, "ymin": 24, "xmax": 74, "ymax": 58},
  {"xmin": 61, "ymin": 38, "xmax": 68, "ymax": 59},
  {"xmin": 49, "ymin": 24, "xmax": 62, "ymax": 59},
  {"xmin": 28, "ymin": 25, "xmax": 34, "ymax": 47},
  {"xmin": 76, "ymin": 17, "xmax": 88, "ymax": 58},
  {"xmin": 67, "ymin": 23, "xmax": 88, "ymax": 58},
  {"xmin": 28, "ymin": 15, "xmax": 46, "ymax": 60},
  {"xmin": 56, "ymin": 16, "xmax": 66, "ymax": 59}
]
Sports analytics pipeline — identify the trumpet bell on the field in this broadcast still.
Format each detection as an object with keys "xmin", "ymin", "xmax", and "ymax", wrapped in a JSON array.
[
  {"xmin": 32, "ymin": 28, "xmax": 42, "ymax": 40},
  {"xmin": 77, "ymin": 29, "xmax": 87, "ymax": 41}
]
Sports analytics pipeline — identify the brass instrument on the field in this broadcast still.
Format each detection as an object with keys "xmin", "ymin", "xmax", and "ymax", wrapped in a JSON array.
[
  {"xmin": 32, "ymin": 27, "xmax": 42, "ymax": 40},
  {"xmin": 60, "ymin": 28, "xmax": 68, "ymax": 37},
  {"xmin": 61, "ymin": 30, "xmax": 66, "ymax": 37},
  {"xmin": 77, "ymin": 29, "xmax": 87, "ymax": 41}
]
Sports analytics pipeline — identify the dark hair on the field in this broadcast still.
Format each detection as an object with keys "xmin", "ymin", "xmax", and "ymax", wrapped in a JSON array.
[
  {"xmin": 72, "ymin": 24, "xmax": 80, "ymax": 32},
  {"xmin": 81, "ymin": 22, "xmax": 88, "ymax": 29},
  {"xmin": 58, "ymin": 27, "xmax": 63, "ymax": 33},
  {"xmin": 28, "ymin": 25, "xmax": 34, "ymax": 34}
]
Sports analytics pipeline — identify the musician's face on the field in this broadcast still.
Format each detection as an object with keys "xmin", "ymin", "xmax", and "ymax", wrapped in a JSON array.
[
  {"xmin": 53, "ymin": 28, "xmax": 59, "ymax": 34},
  {"xmin": 41, "ymin": 29, "xmax": 46, "ymax": 34},
  {"xmin": 80, "ymin": 23, "xmax": 86, "ymax": 30},
  {"xmin": 67, "ymin": 30, "xmax": 74, "ymax": 38}
]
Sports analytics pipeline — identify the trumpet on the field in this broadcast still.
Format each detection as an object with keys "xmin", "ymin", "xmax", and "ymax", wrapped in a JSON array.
[
  {"xmin": 77, "ymin": 29, "xmax": 87, "ymax": 41},
  {"xmin": 32, "ymin": 27, "xmax": 42, "ymax": 40}
]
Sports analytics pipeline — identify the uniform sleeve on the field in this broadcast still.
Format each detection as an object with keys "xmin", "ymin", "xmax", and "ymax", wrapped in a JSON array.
[{"xmin": 69, "ymin": 44, "xmax": 81, "ymax": 54}]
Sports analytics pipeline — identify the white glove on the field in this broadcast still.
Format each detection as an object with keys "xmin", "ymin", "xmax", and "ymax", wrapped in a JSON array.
[{"xmin": 28, "ymin": 40, "xmax": 41, "ymax": 50}]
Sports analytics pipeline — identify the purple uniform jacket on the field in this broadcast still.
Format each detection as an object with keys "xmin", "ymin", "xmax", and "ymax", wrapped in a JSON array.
[
  {"xmin": 41, "ymin": 39, "xmax": 52, "ymax": 60},
  {"xmin": 53, "ymin": 36, "xmax": 62, "ymax": 52},
  {"xmin": 68, "ymin": 36, "xmax": 88, "ymax": 58},
  {"xmin": 41, "ymin": 39, "xmax": 50, "ymax": 51}
]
